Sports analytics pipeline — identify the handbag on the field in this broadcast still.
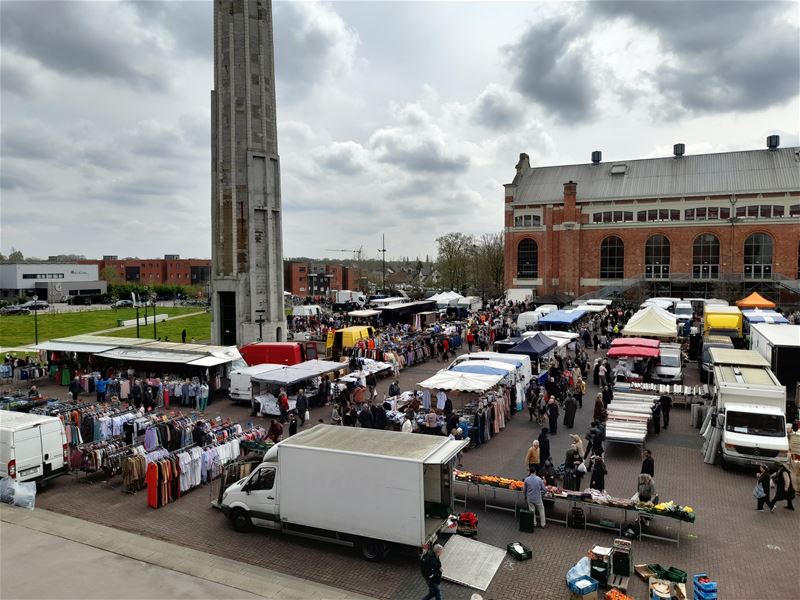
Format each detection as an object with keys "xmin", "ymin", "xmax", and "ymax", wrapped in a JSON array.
[
  {"xmin": 577, "ymin": 462, "xmax": 587, "ymax": 475},
  {"xmin": 753, "ymin": 483, "xmax": 766, "ymax": 499},
  {"xmin": 304, "ymin": 410, "xmax": 311, "ymax": 422}
]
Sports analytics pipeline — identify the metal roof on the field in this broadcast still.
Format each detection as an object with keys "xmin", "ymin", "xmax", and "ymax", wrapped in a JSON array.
[
  {"xmin": 509, "ymin": 147, "xmax": 800, "ymax": 204},
  {"xmin": 708, "ymin": 348, "xmax": 770, "ymax": 367},
  {"xmin": 279, "ymin": 424, "xmax": 452, "ymax": 462}
]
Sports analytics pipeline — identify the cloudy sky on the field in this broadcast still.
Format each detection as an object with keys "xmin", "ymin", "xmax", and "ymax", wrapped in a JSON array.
[{"xmin": 1, "ymin": 0, "xmax": 798, "ymax": 261}]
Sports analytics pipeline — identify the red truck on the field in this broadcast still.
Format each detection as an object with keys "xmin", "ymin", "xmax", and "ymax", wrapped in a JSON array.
[{"xmin": 239, "ymin": 342, "xmax": 319, "ymax": 366}]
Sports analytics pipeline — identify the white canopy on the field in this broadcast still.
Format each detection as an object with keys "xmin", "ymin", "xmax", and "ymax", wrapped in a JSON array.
[
  {"xmin": 622, "ymin": 306, "xmax": 678, "ymax": 338},
  {"xmin": 418, "ymin": 370, "xmax": 503, "ymax": 392}
]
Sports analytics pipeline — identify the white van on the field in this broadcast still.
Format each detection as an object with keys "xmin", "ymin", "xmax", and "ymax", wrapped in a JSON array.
[
  {"xmin": 674, "ymin": 301, "xmax": 693, "ymax": 322},
  {"xmin": 0, "ymin": 412, "xmax": 68, "ymax": 483},
  {"xmin": 517, "ymin": 305, "xmax": 557, "ymax": 330}
]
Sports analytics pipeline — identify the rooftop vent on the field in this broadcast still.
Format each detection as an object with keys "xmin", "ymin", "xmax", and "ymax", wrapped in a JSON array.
[
  {"xmin": 767, "ymin": 135, "xmax": 780, "ymax": 150},
  {"xmin": 591, "ymin": 150, "xmax": 602, "ymax": 164},
  {"xmin": 610, "ymin": 164, "xmax": 627, "ymax": 175},
  {"xmin": 673, "ymin": 143, "xmax": 685, "ymax": 158}
]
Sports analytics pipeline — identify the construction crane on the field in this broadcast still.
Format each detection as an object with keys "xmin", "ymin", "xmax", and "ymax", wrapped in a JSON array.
[{"xmin": 324, "ymin": 246, "xmax": 363, "ymax": 261}]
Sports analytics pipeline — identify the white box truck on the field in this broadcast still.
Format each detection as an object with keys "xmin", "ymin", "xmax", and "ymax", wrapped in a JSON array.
[
  {"xmin": 229, "ymin": 364, "xmax": 285, "ymax": 403},
  {"xmin": 217, "ymin": 424, "xmax": 467, "ymax": 560},
  {"xmin": 710, "ymin": 348, "xmax": 788, "ymax": 467},
  {"xmin": 0, "ymin": 412, "xmax": 69, "ymax": 483},
  {"xmin": 335, "ymin": 290, "xmax": 366, "ymax": 306},
  {"xmin": 750, "ymin": 324, "xmax": 800, "ymax": 399}
]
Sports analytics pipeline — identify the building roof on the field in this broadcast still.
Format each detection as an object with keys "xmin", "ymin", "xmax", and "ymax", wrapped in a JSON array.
[{"xmin": 507, "ymin": 147, "xmax": 800, "ymax": 205}]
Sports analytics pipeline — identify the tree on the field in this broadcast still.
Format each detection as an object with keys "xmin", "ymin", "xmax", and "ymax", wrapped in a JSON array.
[
  {"xmin": 8, "ymin": 248, "xmax": 23, "ymax": 262},
  {"xmin": 473, "ymin": 232, "xmax": 504, "ymax": 299},
  {"xmin": 436, "ymin": 232, "xmax": 475, "ymax": 292},
  {"xmin": 100, "ymin": 266, "xmax": 124, "ymax": 284}
]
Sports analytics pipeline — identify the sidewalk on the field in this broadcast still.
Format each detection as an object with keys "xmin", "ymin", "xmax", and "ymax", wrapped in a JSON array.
[{"xmin": 0, "ymin": 505, "xmax": 376, "ymax": 600}]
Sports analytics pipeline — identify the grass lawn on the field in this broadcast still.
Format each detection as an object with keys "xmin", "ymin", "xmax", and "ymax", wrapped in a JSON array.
[
  {"xmin": 107, "ymin": 312, "xmax": 211, "ymax": 342},
  {"xmin": 0, "ymin": 307, "xmax": 202, "ymax": 347}
]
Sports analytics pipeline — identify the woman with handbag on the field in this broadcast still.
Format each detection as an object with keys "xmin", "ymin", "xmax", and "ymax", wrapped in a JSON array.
[
  {"xmin": 767, "ymin": 464, "xmax": 795, "ymax": 511},
  {"xmin": 755, "ymin": 464, "xmax": 771, "ymax": 511}
]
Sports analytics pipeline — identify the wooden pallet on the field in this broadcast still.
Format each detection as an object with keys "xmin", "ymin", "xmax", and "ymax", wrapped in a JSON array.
[{"xmin": 609, "ymin": 575, "xmax": 629, "ymax": 592}]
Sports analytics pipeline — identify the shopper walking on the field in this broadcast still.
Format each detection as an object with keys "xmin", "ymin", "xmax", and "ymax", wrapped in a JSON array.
[
  {"xmin": 570, "ymin": 433, "xmax": 584, "ymax": 458},
  {"xmin": 641, "ymin": 449, "xmax": 655, "ymax": 477},
  {"xmin": 593, "ymin": 393, "xmax": 605, "ymax": 422},
  {"xmin": 69, "ymin": 376, "xmax": 82, "ymax": 402},
  {"xmin": 523, "ymin": 467, "xmax": 547, "ymax": 528},
  {"xmin": 537, "ymin": 428, "xmax": 550, "ymax": 468},
  {"xmin": 95, "ymin": 375, "xmax": 110, "ymax": 403},
  {"xmin": 590, "ymin": 457, "xmax": 607, "ymax": 492},
  {"xmin": 768, "ymin": 464, "xmax": 796, "ymax": 511},
  {"xmin": 525, "ymin": 440, "xmax": 540, "ymax": 472},
  {"xmin": 755, "ymin": 464, "xmax": 771, "ymax": 512},
  {"xmin": 420, "ymin": 544, "xmax": 444, "ymax": 600},
  {"xmin": 659, "ymin": 394, "xmax": 672, "ymax": 430},
  {"xmin": 575, "ymin": 376, "xmax": 585, "ymax": 408},
  {"xmin": 547, "ymin": 399, "xmax": 559, "ymax": 435},
  {"xmin": 563, "ymin": 394, "xmax": 578, "ymax": 428},
  {"xmin": 295, "ymin": 388, "xmax": 308, "ymax": 427},
  {"xmin": 278, "ymin": 388, "xmax": 289, "ymax": 423}
]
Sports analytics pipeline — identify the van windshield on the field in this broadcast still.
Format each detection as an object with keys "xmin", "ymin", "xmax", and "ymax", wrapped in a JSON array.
[
  {"xmin": 725, "ymin": 412, "xmax": 785, "ymax": 437},
  {"xmin": 660, "ymin": 355, "xmax": 681, "ymax": 368}
]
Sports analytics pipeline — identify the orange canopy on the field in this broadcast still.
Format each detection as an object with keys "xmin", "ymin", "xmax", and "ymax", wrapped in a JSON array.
[{"xmin": 735, "ymin": 292, "xmax": 776, "ymax": 309}]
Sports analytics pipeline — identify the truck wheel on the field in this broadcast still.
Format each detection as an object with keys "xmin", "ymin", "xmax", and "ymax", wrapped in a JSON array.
[
  {"xmin": 359, "ymin": 539, "xmax": 388, "ymax": 562},
  {"xmin": 230, "ymin": 509, "xmax": 253, "ymax": 533}
]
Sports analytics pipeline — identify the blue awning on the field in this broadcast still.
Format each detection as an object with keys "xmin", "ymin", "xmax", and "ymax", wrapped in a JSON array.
[
  {"xmin": 742, "ymin": 310, "xmax": 788, "ymax": 324},
  {"xmin": 450, "ymin": 363, "xmax": 512, "ymax": 377}
]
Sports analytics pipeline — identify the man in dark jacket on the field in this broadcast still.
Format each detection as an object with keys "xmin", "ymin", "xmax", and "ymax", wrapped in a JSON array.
[
  {"xmin": 371, "ymin": 403, "xmax": 387, "ymax": 430},
  {"xmin": 641, "ymin": 449, "xmax": 655, "ymax": 477},
  {"xmin": 68, "ymin": 377, "xmax": 83, "ymax": 402},
  {"xmin": 420, "ymin": 544, "xmax": 444, "ymax": 600},
  {"xmin": 358, "ymin": 404, "xmax": 374, "ymax": 429},
  {"xmin": 295, "ymin": 388, "xmax": 308, "ymax": 427},
  {"xmin": 659, "ymin": 395, "xmax": 672, "ymax": 430}
]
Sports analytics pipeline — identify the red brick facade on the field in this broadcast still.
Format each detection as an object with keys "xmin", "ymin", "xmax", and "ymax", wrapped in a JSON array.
[
  {"xmin": 503, "ymin": 149, "xmax": 800, "ymax": 298},
  {"xmin": 84, "ymin": 256, "xmax": 211, "ymax": 286}
]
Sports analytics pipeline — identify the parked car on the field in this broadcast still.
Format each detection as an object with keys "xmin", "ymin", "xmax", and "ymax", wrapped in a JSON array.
[
  {"xmin": 112, "ymin": 299, "xmax": 134, "ymax": 309},
  {"xmin": 0, "ymin": 305, "xmax": 30, "ymax": 315},
  {"xmin": 19, "ymin": 300, "xmax": 49, "ymax": 311}
]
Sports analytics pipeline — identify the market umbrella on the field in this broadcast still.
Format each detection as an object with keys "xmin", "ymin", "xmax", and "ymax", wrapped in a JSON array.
[
  {"xmin": 610, "ymin": 337, "xmax": 660, "ymax": 349},
  {"xmin": 736, "ymin": 292, "xmax": 776, "ymax": 309},
  {"xmin": 418, "ymin": 370, "xmax": 503, "ymax": 392},
  {"xmin": 607, "ymin": 346, "xmax": 660, "ymax": 359}
]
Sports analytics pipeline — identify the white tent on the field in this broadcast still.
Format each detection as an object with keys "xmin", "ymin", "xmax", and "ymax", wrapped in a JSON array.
[
  {"xmin": 622, "ymin": 306, "xmax": 678, "ymax": 338},
  {"xmin": 418, "ymin": 370, "xmax": 502, "ymax": 392}
]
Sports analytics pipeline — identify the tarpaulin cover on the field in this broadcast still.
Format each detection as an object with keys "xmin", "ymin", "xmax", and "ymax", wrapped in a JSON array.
[
  {"xmin": 741, "ymin": 309, "xmax": 788, "ymax": 324},
  {"xmin": 418, "ymin": 370, "xmax": 503, "ymax": 392},
  {"xmin": 450, "ymin": 361, "xmax": 516, "ymax": 378},
  {"xmin": 607, "ymin": 346, "xmax": 660, "ymax": 359},
  {"xmin": 736, "ymin": 292, "xmax": 776, "ymax": 309},
  {"xmin": 509, "ymin": 333, "xmax": 557, "ymax": 356},
  {"xmin": 622, "ymin": 307, "xmax": 677, "ymax": 338},
  {"xmin": 538, "ymin": 309, "xmax": 587, "ymax": 325}
]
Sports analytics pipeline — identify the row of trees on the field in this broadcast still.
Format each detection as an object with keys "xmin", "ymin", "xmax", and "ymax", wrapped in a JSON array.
[{"xmin": 436, "ymin": 232, "xmax": 504, "ymax": 299}]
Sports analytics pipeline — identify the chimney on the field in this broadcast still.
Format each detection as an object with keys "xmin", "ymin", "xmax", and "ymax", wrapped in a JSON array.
[
  {"xmin": 673, "ymin": 143, "xmax": 685, "ymax": 158},
  {"xmin": 563, "ymin": 180, "xmax": 577, "ymax": 221},
  {"xmin": 767, "ymin": 135, "xmax": 780, "ymax": 150},
  {"xmin": 591, "ymin": 151, "xmax": 602, "ymax": 164}
]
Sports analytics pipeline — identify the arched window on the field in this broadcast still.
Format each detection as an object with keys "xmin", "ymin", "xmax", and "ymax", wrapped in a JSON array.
[
  {"xmin": 744, "ymin": 233, "xmax": 773, "ymax": 279},
  {"xmin": 516, "ymin": 239, "xmax": 538, "ymax": 278},
  {"xmin": 645, "ymin": 235, "xmax": 670, "ymax": 279},
  {"xmin": 692, "ymin": 234, "xmax": 720, "ymax": 279},
  {"xmin": 600, "ymin": 236, "xmax": 624, "ymax": 279}
]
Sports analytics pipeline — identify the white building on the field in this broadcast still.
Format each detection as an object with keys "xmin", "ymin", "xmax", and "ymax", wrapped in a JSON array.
[{"xmin": 0, "ymin": 263, "xmax": 107, "ymax": 301}]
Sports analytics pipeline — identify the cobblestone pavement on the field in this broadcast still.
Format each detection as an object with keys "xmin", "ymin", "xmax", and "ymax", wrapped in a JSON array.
[{"xmin": 30, "ymin": 344, "xmax": 798, "ymax": 599}]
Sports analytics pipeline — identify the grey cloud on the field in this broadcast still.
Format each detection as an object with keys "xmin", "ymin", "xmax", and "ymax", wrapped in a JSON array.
[
  {"xmin": 0, "ymin": 58, "xmax": 36, "ymax": 98},
  {"xmin": 369, "ymin": 127, "xmax": 469, "ymax": 174},
  {"xmin": 0, "ymin": 162, "xmax": 50, "ymax": 192},
  {"xmin": 504, "ymin": 16, "xmax": 596, "ymax": 122},
  {"xmin": 0, "ymin": 1, "xmax": 167, "ymax": 91},
  {"xmin": 128, "ymin": 0, "xmax": 212, "ymax": 59},
  {"xmin": 470, "ymin": 85, "xmax": 526, "ymax": 129},
  {"xmin": 273, "ymin": 2, "xmax": 359, "ymax": 96},
  {"xmin": 589, "ymin": 1, "xmax": 799, "ymax": 114},
  {"xmin": 313, "ymin": 141, "xmax": 369, "ymax": 175},
  {"xmin": 1, "ymin": 121, "xmax": 60, "ymax": 160}
]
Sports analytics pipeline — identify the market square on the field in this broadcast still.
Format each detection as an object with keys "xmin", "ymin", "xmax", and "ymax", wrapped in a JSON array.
[{"xmin": 2, "ymin": 1, "xmax": 799, "ymax": 600}]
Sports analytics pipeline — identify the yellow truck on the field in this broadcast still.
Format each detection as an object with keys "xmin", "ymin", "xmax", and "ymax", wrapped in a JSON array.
[
  {"xmin": 703, "ymin": 306, "xmax": 743, "ymax": 339},
  {"xmin": 326, "ymin": 326, "xmax": 376, "ymax": 357}
]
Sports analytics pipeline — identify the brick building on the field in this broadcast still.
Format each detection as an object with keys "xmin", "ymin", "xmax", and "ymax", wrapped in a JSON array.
[
  {"xmin": 85, "ymin": 255, "xmax": 211, "ymax": 286},
  {"xmin": 503, "ymin": 140, "xmax": 800, "ymax": 301},
  {"xmin": 283, "ymin": 261, "xmax": 361, "ymax": 297}
]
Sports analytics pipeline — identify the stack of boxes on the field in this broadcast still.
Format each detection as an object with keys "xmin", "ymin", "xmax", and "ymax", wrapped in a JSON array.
[{"xmin": 693, "ymin": 573, "xmax": 718, "ymax": 600}]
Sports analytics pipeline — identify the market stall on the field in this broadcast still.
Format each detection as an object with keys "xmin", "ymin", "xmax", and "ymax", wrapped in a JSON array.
[
  {"xmin": 605, "ymin": 392, "xmax": 659, "ymax": 447},
  {"xmin": 250, "ymin": 359, "xmax": 347, "ymax": 415},
  {"xmin": 508, "ymin": 333, "xmax": 557, "ymax": 364},
  {"xmin": 537, "ymin": 309, "xmax": 588, "ymax": 331},
  {"xmin": 735, "ymin": 291, "xmax": 776, "ymax": 309},
  {"xmin": 621, "ymin": 307, "xmax": 678, "ymax": 339}
]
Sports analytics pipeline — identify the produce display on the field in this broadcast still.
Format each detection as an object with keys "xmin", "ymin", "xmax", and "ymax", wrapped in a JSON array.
[
  {"xmin": 605, "ymin": 590, "xmax": 634, "ymax": 600},
  {"xmin": 455, "ymin": 470, "xmax": 696, "ymax": 522}
]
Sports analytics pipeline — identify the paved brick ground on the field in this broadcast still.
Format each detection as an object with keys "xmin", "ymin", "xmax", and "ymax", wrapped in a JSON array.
[{"xmin": 30, "ymin": 345, "xmax": 799, "ymax": 599}]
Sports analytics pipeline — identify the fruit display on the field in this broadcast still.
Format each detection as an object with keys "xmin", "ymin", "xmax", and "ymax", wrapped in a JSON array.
[
  {"xmin": 605, "ymin": 590, "xmax": 634, "ymax": 600},
  {"xmin": 454, "ymin": 469, "xmax": 524, "ymax": 490},
  {"xmin": 638, "ymin": 500, "xmax": 696, "ymax": 522}
]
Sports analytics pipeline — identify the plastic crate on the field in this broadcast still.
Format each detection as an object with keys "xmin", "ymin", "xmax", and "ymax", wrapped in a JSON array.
[
  {"xmin": 568, "ymin": 575, "xmax": 599, "ymax": 595},
  {"xmin": 664, "ymin": 567, "xmax": 687, "ymax": 584},
  {"xmin": 693, "ymin": 574, "xmax": 718, "ymax": 594},
  {"xmin": 694, "ymin": 591, "xmax": 718, "ymax": 600},
  {"xmin": 506, "ymin": 542, "xmax": 532, "ymax": 561}
]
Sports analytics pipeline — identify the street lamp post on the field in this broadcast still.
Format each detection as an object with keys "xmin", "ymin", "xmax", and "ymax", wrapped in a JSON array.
[
  {"xmin": 32, "ymin": 295, "xmax": 39, "ymax": 345},
  {"xmin": 152, "ymin": 295, "xmax": 158, "ymax": 339}
]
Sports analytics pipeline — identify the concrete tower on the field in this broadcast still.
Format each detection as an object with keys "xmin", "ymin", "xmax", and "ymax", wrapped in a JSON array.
[{"xmin": 210, "ymin": 0, "xmax": 285, "ymax": 346}]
